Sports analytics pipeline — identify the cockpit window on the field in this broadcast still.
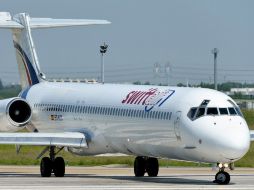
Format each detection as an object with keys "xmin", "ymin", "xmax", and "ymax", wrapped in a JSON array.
[
  {"xmin": 187, "ymin": 99, "xmax": 243, "ymax": 121},
  {"xmin": 200, "ymin": 100, "xmax": 210, "ymax": 107},
  {"xmin": 219, "ymin": 108, "xmax": 228, "ymax": 115},
  {"xmin": 228, "ymin": 107, "xmax": 237, "ymax": 115},
  {"xmin": 228, "ymin": 99, "xmax": 243, "ymax": 116},
  {"xmin": 188, "ymin": 107, "xmax": 197, "ymax": 119},
  {"xmin": 196, "ymin": 108, "xmax": 205, "ymax": 118},
  {"xmin": 235, "ymin": 107, "xmax": 243, "ymax": 117},
  {"xmin": 207, "ymin": 107, "xmax": 218, "ymax": 115}
]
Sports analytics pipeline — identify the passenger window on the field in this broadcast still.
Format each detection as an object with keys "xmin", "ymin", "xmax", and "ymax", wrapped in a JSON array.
[
  {"xmin": 163, "ymin": 112, "xmax": 167, "ymax": 119},
  {"xmin": 228, "ymin": 107, "xmax": 237, "ymax": 115},
  {"xmin": 196, "ymin": 108, "xmax": 205, "ymax": 118},
  {"xmin": 219, "ymin": 108, "xmax": 228, "ymax": 115},
  {"xmin": 207, "ymin": 108, "xmax": 218, "ymax": 115}
]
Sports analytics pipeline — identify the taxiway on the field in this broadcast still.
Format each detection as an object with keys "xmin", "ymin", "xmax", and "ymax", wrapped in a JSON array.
[{"xmin": 0, "ymin": 166, "xmax": 253, "ymax": 189}]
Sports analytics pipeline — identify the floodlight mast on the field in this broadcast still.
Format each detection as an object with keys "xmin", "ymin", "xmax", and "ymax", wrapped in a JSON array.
[
  {"xmin": 211, "ymin": 48, "xmax": 219, "ymax": 90},
  {"xmin": 100, "ymin": 43, "xmax": 108, "ymax": 84}
]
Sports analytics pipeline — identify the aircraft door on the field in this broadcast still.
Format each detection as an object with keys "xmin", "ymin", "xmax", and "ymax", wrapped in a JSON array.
[{"xmin": 174, "ymin": 111, "xmax": 181, "ymax": 141}]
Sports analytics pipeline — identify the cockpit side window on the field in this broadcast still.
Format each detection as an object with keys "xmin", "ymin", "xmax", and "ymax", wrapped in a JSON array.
[
  {"xmin": 228, "ymin": 107, "xmax": 237, "ymax": 115},
  {"xmin": 187, "ymin": 107, "xmax": 197, "ymax": 120},
  {"xmin": 235, "ymin": 107, "xmax": 243, "ymax": 117},
  {"xmin": 227, "ymin": 99, "xmax": 243, "ymax": 117},
  {"xmin": 196, "ymin": 107, "xmax": 205, "ymax": 118},
  {"xmin": 207, "ymin": 107, "xmax": 218, "ymax": 115},
  {"xmin": 219, "ymin": 108, "xmax": 228, "ymax": 115}
]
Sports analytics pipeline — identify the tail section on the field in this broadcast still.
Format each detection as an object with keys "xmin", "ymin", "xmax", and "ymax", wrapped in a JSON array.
[
  {"xmin": 0, "ymin": 12, "xmax": 43, "ymax": 88},
  {"xmin": 0, "ymin": 12, "xmax": 110, "ymax": 89},
  {"xmin": 12, "ymin": 13, "xmax": 42, "ymax": 88}
]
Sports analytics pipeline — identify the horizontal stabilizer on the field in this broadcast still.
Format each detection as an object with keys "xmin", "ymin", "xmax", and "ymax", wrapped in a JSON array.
[
  {"xmin": 0, "ymin": 12, "xmax": 111, "ymax": 29},
  {"xmin": 0, "ymin": 20, "xmax": 23, "ymax": 29},
  {"xmin": 29, "ymin": 18, "xmax": 111, "ymax": 29},
  {"xmin": 0, "ymin": 132, "xmax": 87, "ymax": 148}
]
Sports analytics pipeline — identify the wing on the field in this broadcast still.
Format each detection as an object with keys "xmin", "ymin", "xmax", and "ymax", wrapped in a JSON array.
[
  {"xmin": 250, "ymin": 130, "xmax": 254, "ymax": 141},
  {"xmin": 0, "ymin": 132, "xmax": 87, "ymax": 148}
]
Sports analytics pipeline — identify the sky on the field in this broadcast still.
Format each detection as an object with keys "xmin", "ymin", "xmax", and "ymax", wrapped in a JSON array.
[{"xmin": 0, "ymin": 0, "xmax": 253, "ymax": 85}]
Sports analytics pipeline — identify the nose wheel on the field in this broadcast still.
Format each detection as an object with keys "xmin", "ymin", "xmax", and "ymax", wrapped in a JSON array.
[
  {"xmin": 214, "ymin": 164, "xmax": 231, "ymax": 185},
  {"xmin": 214, "ymin": 171, "xmax": 230, "ymax": 184}
]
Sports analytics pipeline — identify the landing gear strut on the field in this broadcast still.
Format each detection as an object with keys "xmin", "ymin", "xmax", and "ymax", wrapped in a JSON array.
[
  {"xmin": 134, "ymin": 156, "xmax": 159, "ymax": 177},
  {"xmin": 214, "ymin": 165, "xmax": 230, "ymax": 184},
  {"xmin": 40, "ymin": 146, "xmax": 65, "ymax": 177}
]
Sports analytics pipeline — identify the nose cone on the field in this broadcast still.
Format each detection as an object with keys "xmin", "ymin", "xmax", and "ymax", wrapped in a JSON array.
[
  {"xmin": 198, "ymin": 119, "xmax": 251, "ymax": 163},
  {"xmin": 219, "ymin": 123, "xmax": 250, "ymax": 161}
]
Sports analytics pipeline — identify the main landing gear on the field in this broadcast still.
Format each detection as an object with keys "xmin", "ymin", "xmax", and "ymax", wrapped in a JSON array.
[
  {"xmin": 214, "ymin": 163, "xmax": 231, "ymax": 185},
  {"xmin": 134, "ymin": 156, "xmax": 159, "ymax": 177},
  {"xmin": 40, "ymin": 146, "xmax": 65, "ymax": 177}
]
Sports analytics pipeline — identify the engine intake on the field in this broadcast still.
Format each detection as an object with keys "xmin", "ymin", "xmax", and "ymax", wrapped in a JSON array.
[
  {"xmin": 0, "ymin": 97, "xmax": 32, "ymax": 131},
  {"xmin": 8, "ymin": 99, "xmax": 31, "ymax": 125}
]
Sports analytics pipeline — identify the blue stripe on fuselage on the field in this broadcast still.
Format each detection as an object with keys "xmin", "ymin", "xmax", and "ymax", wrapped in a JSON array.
[
  {"xmin": 14, "ymin": 42, "xmax": 40, "ymax": 85},
  {"xmin": 19, "ymin": 86, "xmax": 31, "ymax": 99}
]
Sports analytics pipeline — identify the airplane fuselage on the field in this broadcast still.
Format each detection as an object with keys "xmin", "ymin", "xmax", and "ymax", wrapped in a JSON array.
[{"xmin": 22, "ymin": 82, "xmax": 250, "ymax": 164}]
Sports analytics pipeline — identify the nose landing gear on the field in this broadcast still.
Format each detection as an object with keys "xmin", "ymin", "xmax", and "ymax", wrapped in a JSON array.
[{"xmin": 214, "ymin": 163, "xmax": 231, "ymax": 184}]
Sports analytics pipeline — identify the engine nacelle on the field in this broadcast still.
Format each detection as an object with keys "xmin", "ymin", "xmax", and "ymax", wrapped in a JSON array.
[{"xmin": 0, "ymin": 97, "xmax": 32, "ymax": 132}]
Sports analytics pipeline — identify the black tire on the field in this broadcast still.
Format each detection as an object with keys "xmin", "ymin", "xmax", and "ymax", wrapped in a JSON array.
[
  {"xmin": 215, "ymin": 171, "xmax": 230, "ymax": 185},
  {"xmin": 40, "ymin": 157, "xmax": 52, "ymax": 177},
  {"xmin": 134, "ymin": 157, "xmax": 146, "ymax": 177},
  {"xmin": 146, "ymin": 158, "xmax": 159, "ymax": 177},
  {"xmin": 53, "ymin": 157, "xmax": 65, "ymax": 177}
]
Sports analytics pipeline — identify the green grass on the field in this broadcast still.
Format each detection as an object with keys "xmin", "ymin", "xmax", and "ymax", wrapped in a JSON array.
[{"xmin": 0, "ymin": 145, "xmax": 211, "ymax": 167}]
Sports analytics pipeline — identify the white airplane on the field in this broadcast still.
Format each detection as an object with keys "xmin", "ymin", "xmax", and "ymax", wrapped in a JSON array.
[{"xmin": 0, "ymin": 12, "xmax": 252, "ymax": 185}]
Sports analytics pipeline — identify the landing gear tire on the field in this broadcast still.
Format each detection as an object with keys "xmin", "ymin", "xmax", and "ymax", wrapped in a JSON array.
[
  {"xmin": 134, "ymin": 157, "xmax": 146, "ymax": 177},
  {"xmin": 134, "ymin": 157, "xmax": 159, "ymax": 177},
  {"xmin": 40, "ymin": 147, "xmax": 66, "ymax": 177},
  {"xmin": 53, "ymin": 157, "xmax": 65, "ymax": 177},
  {"xmin": 40, "ymin": 157, "xmax": 52, "ymax": 177},
  {"xmin": 146, "ymin": 157, "xmax": 159, "ymax": 177},
  {"xmin": 214, "ymin": 171, "xmax": 230, "ymax": 185}
]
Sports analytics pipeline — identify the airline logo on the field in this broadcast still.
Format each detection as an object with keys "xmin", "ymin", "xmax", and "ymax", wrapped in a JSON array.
[{"xmin": 122, "ymin": 88, "xmax": 175, "ymax": 111}]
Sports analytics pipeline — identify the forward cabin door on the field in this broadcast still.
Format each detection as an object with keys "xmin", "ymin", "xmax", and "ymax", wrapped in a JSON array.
[{"xmin": 174, "ymin": 111, "xmax": 181, "ymax": 141}]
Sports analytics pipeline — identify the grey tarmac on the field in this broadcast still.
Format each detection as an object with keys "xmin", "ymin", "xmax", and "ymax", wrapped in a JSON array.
[{"xmin": 0, "ymin": 166, "xmax": 253, "ymax": 190}]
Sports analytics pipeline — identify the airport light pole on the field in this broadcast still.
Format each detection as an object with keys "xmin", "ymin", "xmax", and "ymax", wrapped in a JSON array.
[
  {"xmin": 100, "ymin": 43, "xmax": 108, "ymax": 84},
  {"xmin": 211, "ymin": 48, "xmax": 219, "ymax": 90}
]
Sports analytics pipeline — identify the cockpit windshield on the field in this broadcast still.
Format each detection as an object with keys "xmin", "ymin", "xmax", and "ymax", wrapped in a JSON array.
[
  {"xmin": 207, "ymin": 107, "xmax": 218, "ymax": 115},
  {"xmin": 219, "ymin": 108, "xmax": 228, "ymax": 115},
  {"xmin": 187, "ymin": 99, "xmax": 243, "ymax": 120},
  {"xmin": 196, "ymin": 107, "xmax": 205, "ymax": 118}
]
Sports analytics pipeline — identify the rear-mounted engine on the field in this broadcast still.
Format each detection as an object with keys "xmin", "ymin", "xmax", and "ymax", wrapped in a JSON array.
[{"xmin": 0, "ymin": 97, "xmax": 32, "ymax": 131}]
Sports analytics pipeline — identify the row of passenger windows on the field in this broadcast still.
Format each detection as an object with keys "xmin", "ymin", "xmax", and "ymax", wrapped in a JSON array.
[
  {"xmin": 188, "ymin": 106, "xmax": 242, "ymax": 120},
  {"xmin": 34, "ymin": 103, "xmax": 172, "ymax": 120}
]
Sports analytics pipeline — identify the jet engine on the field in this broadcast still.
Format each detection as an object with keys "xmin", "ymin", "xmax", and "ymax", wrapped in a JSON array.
[{"xmin": 0, "ymin": 97, "xmax": 32, "ymax": 132}]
